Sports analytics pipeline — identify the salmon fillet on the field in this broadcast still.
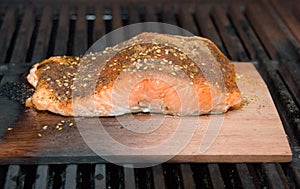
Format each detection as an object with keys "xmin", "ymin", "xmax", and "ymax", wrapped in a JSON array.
[{"xmin": 26, "ymin": 32, "xmax": 242, "ymax": 116}]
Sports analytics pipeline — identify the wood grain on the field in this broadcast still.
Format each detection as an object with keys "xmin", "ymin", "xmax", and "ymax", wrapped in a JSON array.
[{"xmin": 0, "ymin": 63, "xmax": 292, "ymax": 164}]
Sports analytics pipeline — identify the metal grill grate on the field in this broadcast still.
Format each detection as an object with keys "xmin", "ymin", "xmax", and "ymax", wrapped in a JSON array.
[{"xmin": 0, "ymin": 0, "xmax": 300, "ymax": 188}]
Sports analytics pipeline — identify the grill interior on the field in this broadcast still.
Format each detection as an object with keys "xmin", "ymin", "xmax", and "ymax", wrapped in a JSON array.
[{"xmin": 0, "ymin": 0, "xmax": 300, "ymax": 188}]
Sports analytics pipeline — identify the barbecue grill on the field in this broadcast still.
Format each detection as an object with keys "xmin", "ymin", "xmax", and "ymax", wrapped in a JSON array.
[{"xmin": 0, "ymin": 0, "xmax": 299, "ymax": 188}]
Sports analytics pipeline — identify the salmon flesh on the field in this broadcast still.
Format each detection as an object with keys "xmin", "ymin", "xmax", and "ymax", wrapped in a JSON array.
[{"xmin": 26, "ymin": 32, "xmax": 242, "ymax": 116}]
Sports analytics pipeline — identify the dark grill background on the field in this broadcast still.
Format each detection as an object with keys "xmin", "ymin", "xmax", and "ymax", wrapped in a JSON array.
[{"xmin": 0, "ymin": 0, "xmax": 299, "ymax": 188}]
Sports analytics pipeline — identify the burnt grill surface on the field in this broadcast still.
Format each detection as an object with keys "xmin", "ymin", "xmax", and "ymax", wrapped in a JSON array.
[{"xmin": 0, "ymin": 0, "xmax": 300, "ymax": 188}]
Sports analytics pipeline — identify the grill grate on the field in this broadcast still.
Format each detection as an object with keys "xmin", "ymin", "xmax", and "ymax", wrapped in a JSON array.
[{"xmin": 0, "ymin": 0, "xmax": 300, "ymax": 188}]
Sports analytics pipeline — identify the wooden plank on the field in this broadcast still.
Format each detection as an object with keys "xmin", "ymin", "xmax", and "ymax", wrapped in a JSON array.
[
  {"xmin": 73, "ymin": 6, "xmax": 87, "ymax": 56},
  {"xmin": 10, "ymin": 6, "xmax": 35, "ymax": 64},
  {"xmin": 31, "ymin": 7, "xmax": 53, "ymax": 63},
  {"xmin": 94, "ymin": 164, "xmax": 106, "ymax": 189},
  {"xmin": 0, "ymin": 8, "xmax": 16, "ymax": 63},
  {"xmin": 211, "ymin": 5, "xmax": 248, "ymax": 61},
  {"xmin": 180, "ymin": 164, "xmax": 196, "ymax": 189},
  {"xmin": 208, "ymin": 164, "xmax": 225, "ymax": 189},
  {"xmin": 64, "ymin": 164, "xmax": 78, "ymax": 188},
  {"xmin": 0, "ymin": 63, "xmax": 292, "ymax": 164},
  {"xmin": 4, "ymin": 165, "xmax": 20, "ymax": 189},
  {"xmin": 35, "ymin": 165, "xmax": 49, "ymax": 189},
  {"xmin": 236, "ymin": 164, "xmax": 256, "ymax": 189},
  {"xmin": 53, "ymin": 6, "xmax": 69, "ymax": 55},
  {"xmin": 152, "ymin": 164, "xmax": 166, "ymax": 189}
]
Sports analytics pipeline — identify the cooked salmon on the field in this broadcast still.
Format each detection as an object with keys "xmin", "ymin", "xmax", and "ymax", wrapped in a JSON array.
[{"xmin": 26, "ymin": 32, "xmax": 242, "ymax": 116}]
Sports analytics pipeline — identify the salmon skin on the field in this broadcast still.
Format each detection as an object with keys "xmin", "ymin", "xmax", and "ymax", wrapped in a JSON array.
[{"xmin": 26, "ymin": 32, "xmax": 242, "ymax": 116}]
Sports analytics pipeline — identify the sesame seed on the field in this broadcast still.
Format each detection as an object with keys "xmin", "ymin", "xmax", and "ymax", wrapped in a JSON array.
[
  {"xmin": 38, "ymin": 133, "xmax": 42, "ymax": 137},
  {"xmin": 69, "ymin": 122, "xmax": 74, "ymax": 127},
  {"xmin": 143, "ymin": 66, "xmax": 148, "ymax": 70},
  {"xmin": 156, "ymin": 49, "xmax": 161, "ymax": 53},
  {"xmin": 46, "ymin": 78, "xmax": 51, "ymax": 81},
  {"xmin": 189, "ymin": 82, "xmax": 194, "ymax": 86},
  {"xmin": 171, "ymin": 72, "xmax": 176, "ymax": 76},
  {"xmin": 42, "ymin": 125, "xmax": 48, "ymax": 130},
  {"xmin": 64, "ymin": 83, "xmax": 69, "ymax": 87},
  {"xmin": 190, "ymin": 74, "xmax": 194, "ymax": 79},
  {"xmin": 91, "ymin": 57, "xmax": 96, "ymax": 60},
  {"xmin": 7, "ymin": 127, "xmax": 13, "ymax": 131},
  {"xmin": 103, "ymin": 85, "xmax": 107, "ymax": 89}
]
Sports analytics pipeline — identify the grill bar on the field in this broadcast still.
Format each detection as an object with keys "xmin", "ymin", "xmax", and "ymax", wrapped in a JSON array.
[
  {"xmin": 152, "ymin": 164, "xmax": 166, "ymax": 189},
  {"xmin": 94, "ymin": 164, "xmax": 106, "ymax": 188},
  {"xmin": 64, "ymin": 164, "xmax": 77, "ymax": 188},
  {"xmin": 31, "ymin": 7, "xmax": 52, "ymax": 63},
  {"xmin": 54, "ymin": 6, "xmax": 70, "ymax": 56},
  {"xmin": 0, "ymin": 0, "xmax": 299, "ymax": 188},
  {"xmin": 236, "ymin": 164, "xmax": 256, "ymax": 189},
  {"xmin": 34, "ymin": 165, "xmax": 49, "ymax": 189},
  {"xmin": 0, "ymin": 8, "xmax": 16, "ymax": 64},
  {"xmin": 180, "ymin": 164, "xmax": 196, "ymax": 189},
  {"xmin": 208, "ymin": 164, "xmax": 225, "ymax": 189},
  {"xmin": 4, "ymin": 165, "xmax": 20, "ymax": 189}
]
